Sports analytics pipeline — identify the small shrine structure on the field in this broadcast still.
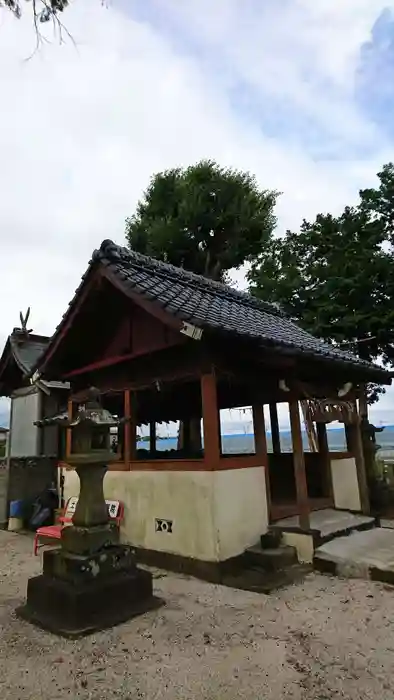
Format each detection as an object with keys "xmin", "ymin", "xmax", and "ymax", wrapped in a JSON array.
[
  {"xmin": 0, "ymin": 310, "xmax": 68, "ymax": 528},
  {"xmin": 31, "ymin": 240, "xmax": 391, "ymax": 576}
]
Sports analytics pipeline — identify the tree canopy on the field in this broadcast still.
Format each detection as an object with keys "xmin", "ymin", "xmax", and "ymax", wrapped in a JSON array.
[
  {"xmin": 248, "ymin": 163, "xmax": 394, "ymax": 399},
  {"xmin": 125, "ymin": 160, "xmax": 278, "ymax": 281}
]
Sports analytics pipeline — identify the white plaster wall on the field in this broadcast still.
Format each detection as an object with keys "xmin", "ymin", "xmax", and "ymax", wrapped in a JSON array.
[
  {"xmin": 64, "ymin": 469, "xmax": 217, "ymax": 561},
  {"xmin": 63, "ymin": 465, "xmax": 270, "ymax": 563},
  {"xmin": 330, "ymin": 457, "xmax": 361, "ymax": 512},
  {"xmin": 9, "ymin": 391, "xmax": 40, "ymax": 457},
  {"xmin": 213, "ymin": 466, "xmax": 268, "ymax": 561}
]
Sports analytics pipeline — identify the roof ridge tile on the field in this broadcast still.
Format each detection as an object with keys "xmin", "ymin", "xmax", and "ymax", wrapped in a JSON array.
[{"xmin": 94, "ymin": 239, "xmax": 286, "ymax": 319}]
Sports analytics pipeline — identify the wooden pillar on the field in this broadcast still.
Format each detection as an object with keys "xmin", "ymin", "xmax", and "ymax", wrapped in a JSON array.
[
  {"xmin": 65, "ymin": 398, "xmax": 73, "ymax": 459},
  {"xmin": 289, "ymin": 400, "xmax": 310, "ymax": 530},
  {"xmin": 269, "ymin": 403, "xmax": 281, "ymax": 454},
  {"xmin": 357, "ymin": 384, "xmax": 374, "ymax": 488},
  {"xmin": 177, "ymin": 419, "xmax": 191, "ymax": 451},
  {"xmin": 149, "ymin": 421, "xmax": 156, "ymax": 453},
  {"xmin": 345, "ymin": 424, "xmax": 352, "ymax": 452},
  {"xmin": 201, "ymin": 371, "xmax": 221, "ymax": 469},
  {"xmin": 182, "ymin": 418, "xmax": 191, "ymax": 453},
  {"xmin": 347, "ymin": 417, "xmax": 370, "ymax": 514},
  {"xmin": 358, "ymin": 384, "xmax": 368, "ymax": 420},
  {"xmin": 252, "ymin": 405, "xmax": 268, "ymax": 460},
  {"xmin": 316, "ymin": 422, "xmax": 334, "ymax": 501},
  {"xmin": 124, "ymin": 390, "xmax": 136, "ymax": 465},
  {"xmin": 253, "ymin": 405, "xmax": 271, "ymax": 516}
]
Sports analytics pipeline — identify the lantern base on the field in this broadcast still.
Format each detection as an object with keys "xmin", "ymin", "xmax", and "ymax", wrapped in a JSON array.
[
  {"xmin": 42, "ymin": 544, "xmax": 136, "ymax": 582},
  {"xmin": 16, "ymin": 564, "xmax": 161, "ymax": 639},
  {"xmin": 61, "ymin": 521, "xmax": 119, "ymax": 555}
]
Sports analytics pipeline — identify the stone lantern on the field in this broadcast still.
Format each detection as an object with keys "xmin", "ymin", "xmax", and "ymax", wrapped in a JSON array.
[{"xmin": 17, "ymin": 388, "xmax": 159, "ymax": 638}]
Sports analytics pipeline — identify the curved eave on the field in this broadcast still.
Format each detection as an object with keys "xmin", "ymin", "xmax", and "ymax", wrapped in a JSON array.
[{"xmin": 0, "ymin": 339, "xmax": 25, "ymax": 395}]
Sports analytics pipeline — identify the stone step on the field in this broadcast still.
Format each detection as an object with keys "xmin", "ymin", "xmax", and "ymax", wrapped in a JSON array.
[
  {"xmin": 270, "ymin": 509, "xmax": 376, "ymax": 547},
  {"xmin": 313, "ymin": 526, "xmax": 394, "ymax": 584},
  {"xmin": 244, "ymin": 544, "xmax": 297, "ymax": 571},
  {"xmin": 222, "ymin": 563, "xmax": 312, "ymax": 594},
  {"xmin": 260, "ymin": 529, "xmax": 282, "ymax": 549}
]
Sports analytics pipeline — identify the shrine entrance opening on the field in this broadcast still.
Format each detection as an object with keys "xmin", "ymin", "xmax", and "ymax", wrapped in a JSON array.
[{"xmin": 266, "ymin": 401, "xmax": 335, "ymax": 521}]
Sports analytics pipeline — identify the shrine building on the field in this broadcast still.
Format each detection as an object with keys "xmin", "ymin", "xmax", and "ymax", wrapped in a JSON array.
[{"xmin": 31, "ymin": 239, "xmax": 391, "ymax": 577}]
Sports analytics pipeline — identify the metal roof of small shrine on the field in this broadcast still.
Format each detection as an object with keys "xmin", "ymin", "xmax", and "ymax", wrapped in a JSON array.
[
  {"xmin": 34, "ymin": 239, "xmax": 390, "ymax": 382},
  {"xmin": 0, "ymin": 330, "xmax": 71, "ymax": 396},
  {"xmin": 0, "ymin": 331, "xmax": 49, "ymax": 394},
  {"xmin": 8, "ymin": 332, "xmax": 49, "ymax": 374}
]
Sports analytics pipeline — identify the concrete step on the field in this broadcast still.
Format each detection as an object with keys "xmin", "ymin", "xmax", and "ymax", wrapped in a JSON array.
[
  {"xmin": 245, "ymin": 544, "xmax": 297, "ymax": 571},
  {"xmin": 222, "ymin": 563, "xmax": 312, "ymax": 594}
]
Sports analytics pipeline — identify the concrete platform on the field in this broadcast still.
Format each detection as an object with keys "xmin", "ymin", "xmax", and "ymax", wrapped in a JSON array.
[
  {"xmin": 380, "ymin": 519, "xmax": 394, "ymax": 529},
  {"xmin": 274, "ymin": 508, "xmax": 375, "ymax": 539},
  {"xmin": 314, "ymin": 527, "xmax": 394, "ymax": 583}
]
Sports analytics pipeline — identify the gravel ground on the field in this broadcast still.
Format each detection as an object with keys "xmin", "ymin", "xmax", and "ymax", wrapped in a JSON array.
[{"xmin": 1, "ymin": 531, "xmax": 394, "ymax": 699}]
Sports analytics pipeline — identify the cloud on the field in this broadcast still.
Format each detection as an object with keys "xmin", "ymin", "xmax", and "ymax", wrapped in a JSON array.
[
  {"xmin": 0, "ymin": 0, "xmax": 393, "ymax": 425},
  {"xmin": 132, "ymin": 0, "xmax": 392, "ymax": 154},
  {"xmin": 356, "ymin": 8, "xmax": 394, "ymax": 137}
]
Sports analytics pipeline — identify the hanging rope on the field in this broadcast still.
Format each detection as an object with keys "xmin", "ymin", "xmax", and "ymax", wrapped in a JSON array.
[
  {"xmin": 300, "ymin": 400, "xmax": 319, "ymax": 452},
  {"xmin": 305, "ymin": 398, "xmax": 356, "ymax": 425}
]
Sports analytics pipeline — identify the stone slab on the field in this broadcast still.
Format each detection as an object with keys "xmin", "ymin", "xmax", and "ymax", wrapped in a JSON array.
[
  {"xmin": 380, "ymin": 519, "xmax": 394, "ymax": 529},
  {"xmin": 274, "ymin": 508, "xmax": 375, "ymax": 539},
  {"xmin": 314, "ymin": 527, "xmax": 394, "ymax": 583}
]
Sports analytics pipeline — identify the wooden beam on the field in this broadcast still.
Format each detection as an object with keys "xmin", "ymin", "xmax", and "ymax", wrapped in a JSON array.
[
  {"xmin": 201, "ymin": 371, "xmax": 221, "ymax": 469},
  {"xmin": 269, "ymin": 403, "xmax": 281, "ymax": 454},
  {"xmin": 289, "ymin": 400, "xmax": 310, "ymax": 530},
  {"xmin": 211, "ymin": 344, "xmax": 296, "ymax": 372},
  {"xmin": 63, "ymin": 349, "xmax": 152, "ymax": 378},
  {"xmin": 70, "ymin": 345, "xmax": 203, "ymax": 396}
]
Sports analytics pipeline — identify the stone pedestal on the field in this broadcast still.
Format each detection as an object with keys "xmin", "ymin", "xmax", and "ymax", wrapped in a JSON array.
[
  {"xmin": 16, "ymin": 459, "xmax": 161, "ymax": 638},
  {"xmin": 16, "ymin": 545, "xmax": 161, "ymax": 638}
]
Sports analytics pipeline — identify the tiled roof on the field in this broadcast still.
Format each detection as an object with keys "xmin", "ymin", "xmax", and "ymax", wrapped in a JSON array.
[{"xmin": 89, "ymin": 240, "xmax": 388, "ymax": 379}]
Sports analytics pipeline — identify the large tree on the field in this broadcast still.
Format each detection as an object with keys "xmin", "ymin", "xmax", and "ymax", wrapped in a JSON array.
[
  {"xmin": 248, "ymin": 163, "xmax": 394, "ymax": 399},
  {"xmin": 126, "ymin": 159, "xmax": 278, "ymax": 449},
  {"xmin": 2, "ymin": 0, "xmax": 68, "ymax": 22},
  {"xmin": 125, "ymin": 160, "xmax": 278, "ymax": 281}
]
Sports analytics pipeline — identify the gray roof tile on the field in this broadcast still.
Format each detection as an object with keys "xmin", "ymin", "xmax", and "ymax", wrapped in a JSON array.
[{"xmin": 90, "ymin": 240, "xmax": 388, "ymax": 379}]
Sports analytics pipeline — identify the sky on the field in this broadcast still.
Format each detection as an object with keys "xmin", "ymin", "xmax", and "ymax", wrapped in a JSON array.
[{"xmin": 0, "ymin": 0, "xmax": 394, "ymax": 429}]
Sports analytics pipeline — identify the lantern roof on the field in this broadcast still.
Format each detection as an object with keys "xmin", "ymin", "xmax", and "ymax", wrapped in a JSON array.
[{"xmin": 35, "ymin": 388, "xmax": 123, "ymax": 429}]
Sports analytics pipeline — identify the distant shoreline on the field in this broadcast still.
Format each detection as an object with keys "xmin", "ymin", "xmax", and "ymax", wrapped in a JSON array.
[{"xmin": 143, "ymin": 424, "xmax": 394, "ymax": 442}]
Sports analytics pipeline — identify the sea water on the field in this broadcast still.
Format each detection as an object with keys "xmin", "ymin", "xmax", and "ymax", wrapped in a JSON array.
[{"xmin": 139, "ymin": 425, "xmax": 394, "ymax": 457}]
